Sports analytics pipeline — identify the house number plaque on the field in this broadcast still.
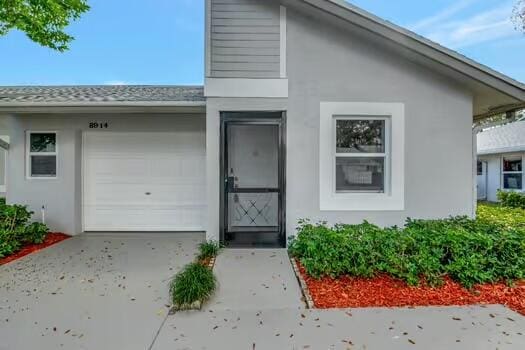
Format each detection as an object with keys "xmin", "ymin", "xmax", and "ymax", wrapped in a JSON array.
[{"xmin": 89, "ymin": 122, "xmax": 109, "ymax": 129}]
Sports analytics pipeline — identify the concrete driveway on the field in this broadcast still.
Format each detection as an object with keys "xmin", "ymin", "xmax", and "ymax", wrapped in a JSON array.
[{"xmin": 0, "ymin": 232, "xmax": 203, "ymax": 350}]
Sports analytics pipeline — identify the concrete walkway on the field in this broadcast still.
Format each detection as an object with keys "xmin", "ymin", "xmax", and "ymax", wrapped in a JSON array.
[
  {"xmin": 206, "ymin": 249, "xmax": 304, "ymax": 311},
  {"xmin": 0, "ymin": 232, "xmax": 203, "ymax": 350},
  {"xmin": 153, "ymin": 248, "xmax": 525, "ymax": 350},
  {"xmin": 153, "ymin": 305, "xmax": 525, "ymax": 350}
]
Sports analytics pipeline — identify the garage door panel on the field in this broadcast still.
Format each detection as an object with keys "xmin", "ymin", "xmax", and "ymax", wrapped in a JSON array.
[
  {"xmin": 87, "ymin": 156, "xmax": 149, "ymax": 176},
  {"xmin": 83, "ymin": 131, "xmax": 206, "ymax": 232},
  {"xmin": 149, "ymin": 184, "xmax": 206, "ymax": 204},
  {"xmin": 85, "ymin": 134, "xmax": 143, "ymax": 154},
  {"xmin": 149, "ymin": 155, "xmax": 206, "ymax": 180},
  {"xmin": 85, "ymin": 184, "xmax": 151, "ymax": 205},
  {"xmin": 84, "ymin": 206, "xmax": 150, "ymax": 230},
  {"xmin": 147, "ymin": 205, "xmax": 206, "ymax": 230}
]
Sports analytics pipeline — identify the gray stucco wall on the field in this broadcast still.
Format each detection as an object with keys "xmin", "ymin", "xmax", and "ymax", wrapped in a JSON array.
[
  {"xmin": 5, "ymin": 114, "xmax": 205, "ymax": 235},
  {"xmin": 282, "ymin": 6, "xmax": 474, "ymax": 234}
]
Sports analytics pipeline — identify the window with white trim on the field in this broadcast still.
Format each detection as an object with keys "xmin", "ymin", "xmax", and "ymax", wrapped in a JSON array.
[
  {"xmin": 334, "ymin": 118, "xmax": 389, "ymax": 193},
  {"xmin": 26, "ymin": 132, "xmax": 57, "ymax": 178},
  {"xmin": 319, "ymin": 102, "xmax": 405, "ymax": 211},
  {"xmin": 502, "ymin": 156, "xmax": 522, "ymax": 190}
]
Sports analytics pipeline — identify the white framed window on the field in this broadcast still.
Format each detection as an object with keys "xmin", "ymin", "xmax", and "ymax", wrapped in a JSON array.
[
  {"xmin": 502, "ymin": 155, "xmax": 522, "ymax": 190},
  {"xmin": 320, "ymin": 102, "xmax": 405, "ymax": 211},
  {"xmin": 26, "ymin": 131, "xmax": 57, "ymax": 179},
  {"xmin": 334, "ymin": 117, "xmax": 390, "ymax": 194}
]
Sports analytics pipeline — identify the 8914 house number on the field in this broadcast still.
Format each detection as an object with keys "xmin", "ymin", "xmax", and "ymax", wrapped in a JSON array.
[{"xmin": 89, "ymin": 122, "xmax": 109, "ymax": 129}]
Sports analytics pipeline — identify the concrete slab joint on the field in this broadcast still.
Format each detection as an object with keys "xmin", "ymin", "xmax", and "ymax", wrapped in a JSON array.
[{"xmin": 289, "ymin": 255, "xmax": 315, "ymax": 309}]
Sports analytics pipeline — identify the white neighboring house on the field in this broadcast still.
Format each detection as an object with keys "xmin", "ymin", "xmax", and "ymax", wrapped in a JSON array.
[
  {"xmin": 477, "ymin": 120, "xmax": 525, "ymax": 202},
  {"xmin": 0, "ymin": 0, "xmax": 524, "ymax": 247}
]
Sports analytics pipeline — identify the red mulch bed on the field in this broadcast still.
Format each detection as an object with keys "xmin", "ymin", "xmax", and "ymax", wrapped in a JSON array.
[
  {"xmin": 297, "ymin": 261, "xmax": 525, "ymax": 316},
  {"xmin": 0, "ymin": 233, "xmax": 70, "ymax": 266}
]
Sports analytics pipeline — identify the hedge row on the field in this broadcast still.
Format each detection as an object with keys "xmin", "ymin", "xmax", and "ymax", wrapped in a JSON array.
[{"xmin": 289, "ymin": 217, "xmax": 525, "ymax": 288}]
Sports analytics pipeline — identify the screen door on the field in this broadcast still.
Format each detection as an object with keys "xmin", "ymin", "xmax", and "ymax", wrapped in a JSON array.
[{"xmin": 221, "ymin": 112, "xmax": 285, "ymax": 247}]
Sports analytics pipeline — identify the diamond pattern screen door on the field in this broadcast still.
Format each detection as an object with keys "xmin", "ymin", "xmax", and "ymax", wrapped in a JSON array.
[{"xmin": 221, "ymin": 112, "xmax": 285, "ymax": 247}]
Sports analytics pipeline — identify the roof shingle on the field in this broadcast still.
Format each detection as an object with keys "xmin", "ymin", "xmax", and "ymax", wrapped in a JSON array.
[
  {"xmin": 0, "ymin": 85, "xmax": 205, "ymax": 104},
  {"xmin": 477, "ymin": 120, "xmax": 525, "ymax": 155}
]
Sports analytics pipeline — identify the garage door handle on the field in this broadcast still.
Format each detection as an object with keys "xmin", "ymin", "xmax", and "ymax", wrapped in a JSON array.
[{"xmin": 145, "ymin": 192, "xmax": 151, "ymax": 195}]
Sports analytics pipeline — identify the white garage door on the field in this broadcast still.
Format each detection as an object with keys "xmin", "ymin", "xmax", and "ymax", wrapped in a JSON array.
[{"xmin": 83, "ymin": 132, "xmax": 206, "ymax": 231}]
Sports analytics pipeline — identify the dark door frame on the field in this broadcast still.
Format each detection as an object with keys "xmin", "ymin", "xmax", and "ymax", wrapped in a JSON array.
[{"xmin": 219, "ymin": 111, "xmax": 286, "ymax": 248}]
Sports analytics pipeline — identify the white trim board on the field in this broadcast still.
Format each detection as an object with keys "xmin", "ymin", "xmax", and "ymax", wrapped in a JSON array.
[
  {"xmin": 280, "ymin": 6, "xmax": 287, "ymax": 78},
  {"xmin": 205, "ymin": 78, "xmax": 288, "ymax": 98},
  {"xmin": 205, "ymin": 0, "xmax": 212, "ymax": 77},
  {"xmin": 319, "ymin": 102, "xmax": 405, "ymax": 211}
]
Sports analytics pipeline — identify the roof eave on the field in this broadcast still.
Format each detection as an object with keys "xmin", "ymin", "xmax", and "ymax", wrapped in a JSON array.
[
  {"xmin": 0, "ymin": 101, "xmax": 207, "ymax": 114},
  {"xmin": 474, "ymin": 102, "xmax": 525, "ymax": 121},
  {"xmin": 478, "ymin": 146, "xmax": 525, "ymax": 156}
]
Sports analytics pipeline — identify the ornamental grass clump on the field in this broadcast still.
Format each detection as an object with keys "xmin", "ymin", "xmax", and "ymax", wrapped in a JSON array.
[
  {"xmin": 169, "ymin": 262, "xmax": 216, "ymax": 309},
  {"xmin": 197, "ymin": 240, "xmax": 221, "ymax": 262},
  {"xmin": 289, "ymin": 216, "xmax": 525, "ymax": 289}
]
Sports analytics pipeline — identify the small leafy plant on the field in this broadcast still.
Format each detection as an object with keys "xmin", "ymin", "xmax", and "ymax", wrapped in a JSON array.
[
  {"xmin": 169, "ymin": 262, "xmax": 216, "ymax": 309},
  {"xmin": 197, "ymin": 241, "xmax": 221, "ymax": 262}
]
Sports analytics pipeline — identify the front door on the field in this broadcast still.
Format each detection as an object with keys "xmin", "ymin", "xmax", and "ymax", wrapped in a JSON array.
[
  {"xmin": 477, "ymin": 161, "xmax": 487, "ymax": 200},
  {"xmin": 221, "ymin": 112, "xmax": 286, "ymax": 247}
]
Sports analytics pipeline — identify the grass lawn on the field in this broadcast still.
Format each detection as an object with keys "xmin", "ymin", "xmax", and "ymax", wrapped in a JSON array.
[{"xmin": 477, "ymin": 201, "xmax": 525, "ymax": 230}]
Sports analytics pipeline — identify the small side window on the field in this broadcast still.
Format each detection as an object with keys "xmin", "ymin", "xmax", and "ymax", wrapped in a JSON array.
[{"xmin": 27, "ymin": 132, "xmax": 57, "ymax": 178}]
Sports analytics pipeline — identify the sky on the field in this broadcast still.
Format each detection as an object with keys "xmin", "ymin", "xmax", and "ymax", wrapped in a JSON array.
[{"xmin": 0, "ymin": 0, "xmax": 524, "ymax": 86}]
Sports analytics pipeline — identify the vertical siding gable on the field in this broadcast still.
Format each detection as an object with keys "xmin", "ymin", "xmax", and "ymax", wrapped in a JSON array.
[{"xmin": 210, "ymin": 0, "xmax": 281, "ymax": 78}]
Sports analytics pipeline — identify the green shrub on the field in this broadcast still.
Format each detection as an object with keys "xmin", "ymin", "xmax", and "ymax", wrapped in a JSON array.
[
  {"xmin": 24, "ymin": 222, "xmax": 49, "ymax": 244},
  {"xmin": 497, "ymin": 190, "xmax": 525, "ymax": 209},
  {"xmin": 289, "ymin": 216, "xmax": 525, "ymax": 289},
  {"xmin": 0, "ymin": 202, "xmax": 49, "ymax": 258},
  {"xmin": 169, "ymin": 262, "xmax": 216, "ymax": 308},
  {"xmin": 197, "ymin": 240, "xmax": 221, "ymax": 262}
]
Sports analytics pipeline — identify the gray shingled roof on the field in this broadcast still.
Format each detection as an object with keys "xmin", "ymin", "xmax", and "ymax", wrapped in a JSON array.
[
  {"xmin": 0, "ymin": 85, "xmax": 205, "ymax": 105},
  {"xmin": 477, "ymin": 120, "xmax": 525, "ymax": 155}
]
